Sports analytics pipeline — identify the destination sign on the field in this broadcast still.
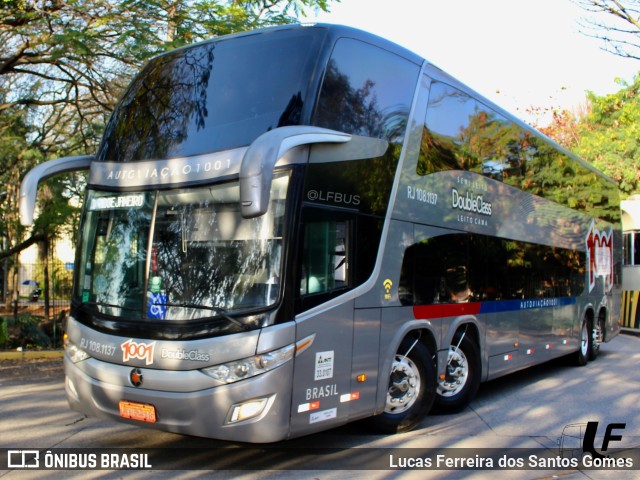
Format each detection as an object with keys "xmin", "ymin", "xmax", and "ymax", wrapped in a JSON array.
[{"xmin": 88, "ymin": 148, "xmax": 246, "ymax": 188}]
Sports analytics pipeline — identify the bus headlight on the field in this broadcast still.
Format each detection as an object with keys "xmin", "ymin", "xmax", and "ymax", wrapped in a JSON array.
[{"xmin": 202, "ymin": 344, "xmax": 294, "ymax": 384}]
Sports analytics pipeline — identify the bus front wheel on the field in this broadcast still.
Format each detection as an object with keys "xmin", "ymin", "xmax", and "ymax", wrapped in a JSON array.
[{"xmin": 368, "ymin": 338, "xmax": 436, "ymax": 434}]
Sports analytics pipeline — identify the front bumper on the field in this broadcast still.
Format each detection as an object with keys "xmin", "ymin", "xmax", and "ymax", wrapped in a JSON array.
[{"xmin": 65, "ymin": 355, "xmax": 293, "ymax": 443}]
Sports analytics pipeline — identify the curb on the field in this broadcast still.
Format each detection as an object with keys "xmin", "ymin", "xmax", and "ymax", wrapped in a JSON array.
[
  {"xmin": 0, "ymin": 350, "xmax": 64, "ymax": 361},
  {"xmin": 621, "ymin": 327, "xmax": 640, "ymax": 337}
]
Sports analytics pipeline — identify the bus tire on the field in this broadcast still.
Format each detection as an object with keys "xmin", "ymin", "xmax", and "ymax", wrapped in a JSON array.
[
  {"xmin": 434, "ymin": 332, "xmax": 481, "ymax": 412},
  {"xmin": 574, "ymin": 316, "xmax": 592, "ymax": 366},
  {"xmin": 589, "ymin": 313, "xmax": 605, "ymax": 361},
  {"xmin": 367, "ymin": 338, "xmax": 436, "ymax": 434}
]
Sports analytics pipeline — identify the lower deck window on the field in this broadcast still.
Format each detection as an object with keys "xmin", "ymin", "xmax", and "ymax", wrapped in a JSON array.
[{"xmin": 399, "ymin": 233, "xmax": 586, "ymax": 306}]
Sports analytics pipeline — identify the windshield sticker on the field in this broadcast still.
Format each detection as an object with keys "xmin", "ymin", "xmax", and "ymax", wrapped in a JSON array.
[
  {"xmin": 147, "ymin": 292, "xmax": 167, "ymax": 319},
  {"xmin": 314, "ymin": 351, "xmax": 334, "ymax": 380}
]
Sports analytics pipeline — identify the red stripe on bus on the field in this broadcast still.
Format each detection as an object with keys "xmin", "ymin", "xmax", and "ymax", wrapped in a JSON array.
[{"xmin": 413, "ymin": 303, "xmax": 482, "ymax": 320}]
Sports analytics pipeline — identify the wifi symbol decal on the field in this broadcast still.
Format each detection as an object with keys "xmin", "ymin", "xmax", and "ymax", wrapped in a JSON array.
[{"xmin": 383, "ymin": 279, "xmax": 393, "ymax": 300}]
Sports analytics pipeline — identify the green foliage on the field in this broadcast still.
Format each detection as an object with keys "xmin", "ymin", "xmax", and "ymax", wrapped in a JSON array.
[
  {"xmin": 541, "ymin": 75, "xmax": 640, "ymax": 197},
  {"xmin": 0, "ymin": 317, "xmax": 7, "ymax": 347},
  {"xmin": 574, "ymin": 76, "xmax": 640, "ymax": 196},
  {"xmin": 0, "ymin": 102, "xmax": 41, "ymax": 247},
  {"xmin": 0, "ymin": 0, "xmax": 337, "ymax": 263},
  {"xmin": 0, "ymin": 314, "xmax": 51, "ymax": 349}
]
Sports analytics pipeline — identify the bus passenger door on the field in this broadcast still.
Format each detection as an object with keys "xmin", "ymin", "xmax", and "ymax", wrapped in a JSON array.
[{"xmin": 289, "ymin": 210, "xmax": 357, "ymax": 436}]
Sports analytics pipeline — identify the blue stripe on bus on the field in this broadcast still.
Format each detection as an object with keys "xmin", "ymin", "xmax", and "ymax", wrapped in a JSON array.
[
  {"xmin": 414, "ymin": 297, "xmax": 577, "ymax": 319},
  {"xmin": 482, "ymin": 297, "xmax": 577, "ymax": 314}
]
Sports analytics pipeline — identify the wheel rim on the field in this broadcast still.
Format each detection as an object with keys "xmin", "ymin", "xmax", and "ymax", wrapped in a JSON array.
[
  {"xmin": 579, "ymin": 321, "xmax": 589, "ymax": 357},
  {"xmin": 384, "ymin": 355, "xmax": 421, "ymax": 414},
  {"xmin": 437, "ymin": 346, "xmax": 468, "ymax": 397}
]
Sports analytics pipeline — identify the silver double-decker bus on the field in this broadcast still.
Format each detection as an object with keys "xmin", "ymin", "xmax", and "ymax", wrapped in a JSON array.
[{"xmin": 20, "ymin": 24, "xmax": 621, "ymax": 442}]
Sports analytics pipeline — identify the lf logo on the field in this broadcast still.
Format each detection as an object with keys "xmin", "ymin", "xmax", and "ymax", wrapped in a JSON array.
[{"xmin": 583, "ymin": 421, "xmax": 626, "ymax": 458}]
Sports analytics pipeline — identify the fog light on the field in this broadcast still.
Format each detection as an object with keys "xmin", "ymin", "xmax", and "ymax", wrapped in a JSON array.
[
  {"xmin": 227, "ymin": 396, "xmax": 275, "ymax": 424},
  {"xmin": 66, "ymin": 377, "xmax": 79, "ymax": 401}
]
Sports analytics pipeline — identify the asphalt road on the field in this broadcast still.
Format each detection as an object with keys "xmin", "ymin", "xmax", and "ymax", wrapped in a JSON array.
[{"xmin": 1, "ymin": 333, "xmax": 639, "ymax": 479}]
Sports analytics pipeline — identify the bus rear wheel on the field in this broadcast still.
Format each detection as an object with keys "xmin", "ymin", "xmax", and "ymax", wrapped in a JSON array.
[
  {"xmin": 368, "ymin": 338, "xmax": 436, "ymax": 434},
  {"xmin": 434, "ymin": 332, "xmax": 480, "ymax": 412},
  {"xmin": 574, "ymin": 316, "xmax": 592, "ymax": 366},
  {"xmin": 589, "ymin": 314, "xmax": 605, "ymax": 361}
]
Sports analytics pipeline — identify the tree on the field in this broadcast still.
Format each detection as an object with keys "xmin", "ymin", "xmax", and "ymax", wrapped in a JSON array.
[
  {"xmin": 539, "ymin": 76, "xmax": 640, "ymax": 196},
  {"xmin": 574, "ymin": 0, "xmax": 640, "ymax": 59},
  {"xmin": 576, "ymin": 77, "xmax": 640, "ymax": 195},
  {"xmin": 0, "ymin": 0, "xmax": 336, "ymax": 312},
  {"xmin": 1, "ymin": 1, "xmax": 334, "ymax": 157},
  {"xmin": 0, "ymin": 0, "xmax": 336, "ymax": 210},
  {"xmin": 1, "ymin": 1, "xmax": 148, "ymax": 154}
]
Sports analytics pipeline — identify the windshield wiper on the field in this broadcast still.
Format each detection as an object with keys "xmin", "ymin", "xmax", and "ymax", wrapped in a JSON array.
[{"xmin": 154, "ymin": 303, "xmax": 252, "ymax": 330}]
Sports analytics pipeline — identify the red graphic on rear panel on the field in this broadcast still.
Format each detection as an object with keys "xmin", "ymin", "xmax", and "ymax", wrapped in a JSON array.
[{"xmin": 586, "ymin": 221, "xmax": 613, "ymax": 293}]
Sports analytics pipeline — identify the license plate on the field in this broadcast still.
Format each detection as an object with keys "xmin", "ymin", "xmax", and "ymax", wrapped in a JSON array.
[{"xmin": 119, "ymin": 401, "xmax": 157, "ymax": 423}]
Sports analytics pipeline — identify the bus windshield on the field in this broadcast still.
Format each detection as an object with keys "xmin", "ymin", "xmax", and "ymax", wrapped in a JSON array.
[
  {"xmin": 96, "ymin": 28, "xmax": 324, "ymax": 162},
  {"xmin": 75, "ymin": 173, "xmax": 289, "ymax": 322}
]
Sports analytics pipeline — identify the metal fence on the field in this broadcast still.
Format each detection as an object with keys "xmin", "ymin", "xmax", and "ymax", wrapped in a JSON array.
[{"xmin": 1, "ymin": 250, "xmax": 72, "ymax": 349}]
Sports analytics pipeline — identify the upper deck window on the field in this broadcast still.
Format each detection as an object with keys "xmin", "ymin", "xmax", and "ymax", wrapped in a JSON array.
[
  {"xmin": 97, "ymin": 29, "xmax": 324, "ymax": 162},
  {"xmin": 419, "ymin": 81, "xmax": 621, "ymax": 224},
  {"xmin": 313, "ymin": 38, "xmax": 419, "ymax": 143}
]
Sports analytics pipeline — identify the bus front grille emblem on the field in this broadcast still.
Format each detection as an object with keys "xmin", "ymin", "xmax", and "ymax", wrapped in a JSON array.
[{"xmin": 130, "ymin": 368, "xmax": 144, "ymax": 387}]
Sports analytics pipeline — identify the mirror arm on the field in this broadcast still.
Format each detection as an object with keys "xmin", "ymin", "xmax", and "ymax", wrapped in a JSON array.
[
  {"xmin": 239, "ymin": 126, "xmax": 351, "ymax": 218},
  {"xmin": 20, "ymin": 155, "xmax": 94, "ymax": 226}
]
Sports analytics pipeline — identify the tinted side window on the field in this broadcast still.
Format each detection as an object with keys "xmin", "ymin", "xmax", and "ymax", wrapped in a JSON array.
[
  {"xmin": 419, "ymin": 81, "xmax": 620, "ymax": 224},
  {"xmin": 313, "ymin": 38, "xmax": 419, "ymax": 143},
  {"xmin": 419, "ymin": 82, "xmax": 530, "ymax": 179},
  {"xmin": 399, "ymin": 233, "xmax": 585, "ymax": 306}
]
